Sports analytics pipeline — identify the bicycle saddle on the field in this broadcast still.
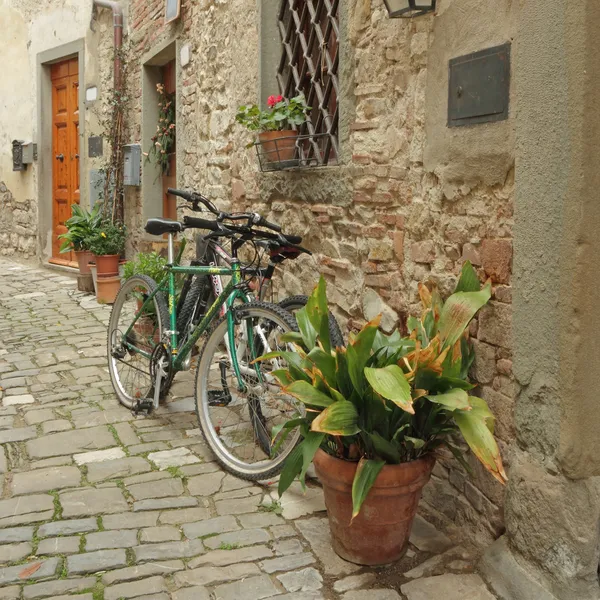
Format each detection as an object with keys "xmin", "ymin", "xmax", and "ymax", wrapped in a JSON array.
[{"xmin": 145, "ymin": 218, "xmax": 184, "ymax": 236}]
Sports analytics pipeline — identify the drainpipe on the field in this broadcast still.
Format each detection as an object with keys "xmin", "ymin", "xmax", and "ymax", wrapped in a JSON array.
[{"xmin": 93, "ymin": 0, "xmax": 124, "ymax": 91}]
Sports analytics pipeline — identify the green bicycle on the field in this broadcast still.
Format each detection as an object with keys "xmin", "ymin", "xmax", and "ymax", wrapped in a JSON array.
[{"xmin": 107, "ymin": 199, "xmax": 304, "ymax": 479}]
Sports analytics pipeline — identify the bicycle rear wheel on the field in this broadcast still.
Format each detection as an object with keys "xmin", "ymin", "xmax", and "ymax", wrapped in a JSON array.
[
  {"xmin": 107, "ymin": 275, "xmax": 170, "ymax": 409},
  {"xmin": 279, "ymin": 294, "xmax": 345, "ymax": 348},
  {"xmin": 195, "ymin": 301, "xmax": 302, "ymax": 480}
]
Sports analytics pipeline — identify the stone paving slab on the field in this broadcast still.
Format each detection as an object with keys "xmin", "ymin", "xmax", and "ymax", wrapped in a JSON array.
[{"xmin": 0, "ymin": 258, "xmax": 497, "ymax": 599}]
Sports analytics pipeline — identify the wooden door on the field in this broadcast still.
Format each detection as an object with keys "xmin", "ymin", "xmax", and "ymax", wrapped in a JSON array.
[
  {"xmin": 50, "ymin": 57, "xmax": 79, "ymax": 266},
  {"xmin": 162, "ymin": 60, "xmax": 177, "ymax": 221}
]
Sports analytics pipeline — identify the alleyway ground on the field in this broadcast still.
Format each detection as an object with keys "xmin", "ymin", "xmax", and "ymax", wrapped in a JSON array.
[{"xmin": 0, "ymin": 257, "xmax": 498, "ymax": 599}]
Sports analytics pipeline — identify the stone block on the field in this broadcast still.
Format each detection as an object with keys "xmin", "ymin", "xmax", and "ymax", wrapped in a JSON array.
[
  {"xmin": 147, "ymin": 447, "xmax": 200, "ymax": 470},
  {"xmin": 38, "ymin": 518, "xmax": 97, "ymax": 537},
  {"xmin": 182, "ymin": 516, "xmax": 239, "ymax": 539},
  {"xmin": 401, "ymin": 574, "xmax": 496, "ymax": 600},
  {"xmin": 128, "ymin": 477, "xmax": 184, "ymax": 501},
  {"xmin": 0, "ymin": 527, "xmax": 34, "ymax": 543},
  {"xmin": 140, "ymin": 526, "xmax": 181, "ymax": 543},
  {"xmin": 22, "ymin": 576, "xmax": 96, "ymax": 599},
  {"xmin": 260, "ymin": 552, "xmax": 316, "ymax": 574},
  {"xmin": 411, "ymin": 240, "xmax": 436, "ymax": 264},
  {"xmin": 105, "ymin": 576, "xmax": 167, "ymax": 600},
  {"xmin": 86, "ymin": 529, "xmax": 138, "ymax": 550},
  {"xmin": 67, "ymin": 549, "xmax": 127, "ymax": 575},
  {"xmin": 478, "ymin": 302, "xmax": 511, "ymax": 349},
  {"xmin": 171, "ymin": 587, "xmax": 211, "ymax": 600},
  {"xmin": 481, "ymin": 239, "xmax": 512, "ymax": 284},
  {"xmin": 188, "ymin": 545, "xmax": 272, "ymax": 568},
  {"xmin": 60, "ymin": 487, "xmax": 128, "ymax": 518},
  {"xmin": 11, "ymin": 466, "xmax": 81, "ymax": 495},
  {"xmin": 0, "ymin": 494, "xmax": 54, "ymax": 528},
  {"xmin": 86, "ymin": 457, "xmax": 151, "ymax": 483},
  {"xmin": 343, "ymin": 591, "xmax": 401, "ymax": 600},
  {"xmin": 470, "ymin": 340, "xmax": 497, "ymax": 385},
  {"xmin": 278, "ymin": 567, "xmax": 323, "ymax": 593},
  {"xmin": 101, "ymin": 560, "xmax": 184, "ymax": 585},
  {"xmin": 27, "ymin": 426, "xmax": 115, "ymax": 459},
  {"xmin": 480, "ymin": 387, "xmax": 515, "ymax": 442},
  {"xmin": 0, "ymin": 558, "xmax": 60, "ymax": 585},
  {"xmin": 0, "ymin": 542, "xmax": 32, "ymax": 563},
  {"xmin": 38, "ymin": 532, "xmax": 81, "ymax": 555},
  {"xmin": 334, "ymin": 573, "xmax": 377, "ymax": 593},
  {"xmin": 103, "ymin": 511, "xmax": 158, "ymax": 530},
  {"xmin": 173, "ymin": 563, "xmax": 260, "ymax": 588},
  {"xmin": 187, "ymin": 471, "xmax": 225, "ymax": 496},
  {"xmin": 393, "ymin": 231, "xmax": 405, "ymax": 263},
  {"xmin": 134, "ymin": 539, "xmax": 205, "ymax": 562},
  {"xmin": 212, "ymin": 574, "xmax": 279, "ymax": 600},
  {"xmin": 408, "ymin": 515, "xmax": 453, "ymax": 553}
]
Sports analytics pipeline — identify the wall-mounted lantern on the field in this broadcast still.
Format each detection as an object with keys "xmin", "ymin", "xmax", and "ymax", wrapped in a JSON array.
[{"xmin": 383, "ymin": 0, "xmax": 436, "ymax": 18}]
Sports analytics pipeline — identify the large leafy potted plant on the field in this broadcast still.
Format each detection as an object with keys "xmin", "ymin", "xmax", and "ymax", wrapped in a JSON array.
[
  {"xmin": 58, "ymin": 204, "xmax": 102, "ymax": 274},
  {"xmin": 259, "ymin": 262, "xmax": 507, "ymax": 566},
  {"xmin": 236, "ymin": 94, "xmax": 310, "ymax": 166}
]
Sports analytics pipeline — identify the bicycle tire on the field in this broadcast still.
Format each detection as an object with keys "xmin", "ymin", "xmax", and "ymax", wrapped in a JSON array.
[
  {"xmin": 107, "ymin": 275, "xmax": 170, "ymax": 409},
  {"xmin": 195, "ymin": 301, "xmax": 302, "ymax": 481},
  {"xmin": 279, "ymin": 294, "xmax": 345, "ymax": 348},
  {"xmin": 176, "ymin": 274, "xmax": 210, "ymax": 334}
]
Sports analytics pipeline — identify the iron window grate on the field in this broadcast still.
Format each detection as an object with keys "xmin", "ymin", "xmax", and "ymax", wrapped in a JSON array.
[{"xmin": 277, "ymin": 0, "xmax": 339, "ymax": 167}]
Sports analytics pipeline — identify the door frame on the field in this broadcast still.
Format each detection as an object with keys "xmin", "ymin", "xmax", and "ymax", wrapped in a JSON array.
[{"xmin": 37, "ymin": 40, "xmax": 86, "ymax": 266}]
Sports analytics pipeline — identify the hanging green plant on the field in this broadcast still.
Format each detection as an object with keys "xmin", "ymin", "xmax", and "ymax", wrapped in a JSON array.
[{"xmin": 146, "ymin": 82, "xmax": 176, "ymax": 175}]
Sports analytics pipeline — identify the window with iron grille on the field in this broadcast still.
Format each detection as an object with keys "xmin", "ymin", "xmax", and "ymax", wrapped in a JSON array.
[{"xmin": 277, "ymin": 0, "xmax": 339, "ymax": 166}]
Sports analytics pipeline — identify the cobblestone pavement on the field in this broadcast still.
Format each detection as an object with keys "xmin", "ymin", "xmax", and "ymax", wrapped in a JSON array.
[{"xmin": 0, "ymin": 258, "xmax": 498, "ymax": 600}]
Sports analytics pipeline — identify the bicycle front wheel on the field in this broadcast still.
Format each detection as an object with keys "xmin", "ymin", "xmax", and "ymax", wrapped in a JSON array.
[
  {"xmin": 107, "ymin": 275, "xmax": 169, "ymax": 409},
  {"xmin": 195, "ymin": 301, "xmax": 302, "ymax": 480}
]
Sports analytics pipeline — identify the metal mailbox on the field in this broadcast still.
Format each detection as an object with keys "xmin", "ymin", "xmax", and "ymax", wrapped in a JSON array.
[{"xmin": 123, "ymin": 143, "xmax": 141, "ymax": 186}]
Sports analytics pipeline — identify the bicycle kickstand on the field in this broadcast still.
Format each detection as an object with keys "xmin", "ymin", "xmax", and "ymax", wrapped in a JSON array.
[{"xmin": 132, "ymin": 365, "xmax": 165, "ymax": 416}]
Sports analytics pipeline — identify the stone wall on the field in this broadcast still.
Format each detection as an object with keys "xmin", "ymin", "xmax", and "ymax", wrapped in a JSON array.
[{"xmin": 0, "ymin": 181, "xmax": 37, "ymax": 259}]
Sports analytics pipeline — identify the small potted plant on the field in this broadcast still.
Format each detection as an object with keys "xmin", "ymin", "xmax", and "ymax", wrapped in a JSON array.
[
  {"xmin": 58, "ymin": 204, "xmax": 102, "ymax": 275},
  {"xmin": 236, "ymin": 94, "xmax": 310, "ymax": 167},
  {"xmin": 259, "ymin": 262, "xmax": 506, "ymax": 566},
  {"xmin": 85, "ymin": 221, "xmax": 126, "ymax": 303},
  {"xmin": 123, "ymin": 252, "xmax": 168, "ymax": 342}
]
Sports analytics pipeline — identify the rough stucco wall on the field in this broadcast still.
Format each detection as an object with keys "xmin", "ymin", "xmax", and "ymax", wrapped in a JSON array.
[{"xmin": 119, "ymin": 0, "xmax": 517, "ymax": 545}]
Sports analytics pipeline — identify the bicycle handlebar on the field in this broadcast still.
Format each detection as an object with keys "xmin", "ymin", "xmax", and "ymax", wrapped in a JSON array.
[{"xmin": 168, "ymin": 187, "xmax": 283, "ymax": 234}]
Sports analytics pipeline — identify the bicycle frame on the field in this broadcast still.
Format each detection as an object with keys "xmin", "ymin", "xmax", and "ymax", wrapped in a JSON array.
[{"xmin": 122, "ymin": 233, "xmax": 254, "ymax": 388}]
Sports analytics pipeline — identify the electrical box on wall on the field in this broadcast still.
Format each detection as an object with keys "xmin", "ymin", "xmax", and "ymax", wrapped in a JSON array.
[
  {"xmin": 123, "ymin": 144, "xmax": 141, "ymax": 186},
  {"xmin": 12, "ymin": 140, "xmax": 37, "ymax": 171},
  {"xmin": 448, "ymin": 43, "xmax": 511, "ymax": 128}
]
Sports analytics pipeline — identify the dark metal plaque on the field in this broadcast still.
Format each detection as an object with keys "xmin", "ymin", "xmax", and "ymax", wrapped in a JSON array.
[
  {"xmin": 88, "ymin": 136, "xmax": 103, "ymax": 158},
  {"xmin": 448, "ymin": 43, "xmax": 511, "ymax": 128}
]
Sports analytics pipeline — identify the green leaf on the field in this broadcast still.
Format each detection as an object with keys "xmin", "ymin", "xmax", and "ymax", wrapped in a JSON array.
[
  {"xmin": 271, "ymin": 369, "xmax": 293, "ymax": 386},
  {"xmin": 336, "ymin": 350, "xmax": 354, "ymax": 398},
  {"xmin": 296, "ymin": 307, "xmax": 318, "ymax": 350},
  {"xmin": 305, "ymin": 276, "xmax": 331, "ymax": 353},
  {"xmin": 285, "ymin": 380, "xmax": 334, "ymax": 408},
  {"xmin": 453, "ymin": 410, "xmax": 507, "ymax": 484},
  {"xmin": 425, "ymin": 388, "xmax": 471, "ymax": 411},
  {"xmin": 438, "ymin": 285, "xmax": 492, "ymax": 349},
  {"xmin": 306, "ymin": 347, "xmax": 337, "ymax": 388},
  {"xmin": 405, "ymin": 436, "xmax": 426, "ymax": 449},
  {"xmin": 468, "ymin": 395, "xmax": 495, "ymax": 433},
  {"xmin": 299, "ymin": 431, "xmax": 325, "ymax": 489},
  {"xmin": 364, "ymin": 365, "xmax": 414, "ymax": 414},
  {"xmin": 352, "ymin": 458, "xmax": 385, "ymax": 519},
  {"xmin": 270, "ymin": 417, "xmax": 304, "ymax": 457},
  {"xmin": 280, "ymin": 331, "xmax": 305, "ymax": 345},
  {"xmin": 366, "ymin": 431, "xmax": 402, "ymax": 464},
  {"xmin": 278, "ymin": 444, "xmax": 303, "ymax": 497},
  {"xmin": 454, "ymin": 260, "xmax": 481, "ymax": 293},
  {"xmin": 407, "ymin": 316, "xmax": 428, "ymax": 345},
  {"xmin": 311, "ymin": 400, "xmax": 360, "ymax": 436}
]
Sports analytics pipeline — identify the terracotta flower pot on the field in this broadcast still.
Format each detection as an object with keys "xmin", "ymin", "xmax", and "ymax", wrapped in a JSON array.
[
  {"xmin": 258, "ymin": 130, "xmax": 298, "ymax": 163},
  {"xmin": 313, "ymin": 449, "xmax": 436, "ymax": 566},
  {"xmin": 75, "ymin": 250, "xmax": 94, "ymax": 275},
  {"xmin": 96, "ymin": 275, "xmax": 121, "ymax": 304},
  {"xmin": 95, "ymin": 254, "xmax": 120, "ymax": 278}
]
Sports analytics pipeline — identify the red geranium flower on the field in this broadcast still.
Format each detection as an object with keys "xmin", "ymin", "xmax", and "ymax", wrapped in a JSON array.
[{"xmin": 267, "ymin": 94, "xmax": 284, "ymax": 108}]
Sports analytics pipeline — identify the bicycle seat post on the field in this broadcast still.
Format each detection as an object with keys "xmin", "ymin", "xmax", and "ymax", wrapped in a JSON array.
[{"xmin": 167, "ymin": 232, "xmax": 176, "ymax": 265}]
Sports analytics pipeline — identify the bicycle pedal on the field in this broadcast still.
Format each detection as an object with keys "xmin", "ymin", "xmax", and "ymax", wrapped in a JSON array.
[
  {"xmin": 132, "ymin": 399, "xmax": 154, "ymax": 415},
  {"xmin": 207, "ymin": 390, "xmax": 232, "ymax": 407}
]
